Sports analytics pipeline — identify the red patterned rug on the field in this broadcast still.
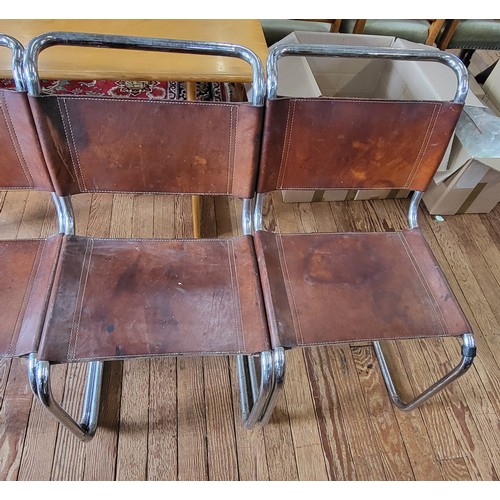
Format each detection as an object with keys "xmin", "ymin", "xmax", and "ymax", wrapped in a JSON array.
[{"xmin": 0, "ymin": 78, "xmax": 244, "ymax": 101}]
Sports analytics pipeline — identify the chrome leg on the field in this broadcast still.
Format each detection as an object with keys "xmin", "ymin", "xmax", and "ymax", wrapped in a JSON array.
[
  {"xmin": 35, "ymin": 360, "xmax": 104, "ymax": 441},
  {"xmin": 258, "ymin": 346, "xmax": 285, "ymax": 425},
  {"xmin": 237, "ymin": 351, "xmax": 274, "ymax": 428},
  {"xmin": 374, "ymin": 333, "xmax": 476, "ymax": 411},
  {"xmin": 27, "ymin": 352, "xmax": 38, "ymax": 397},
  {"xmin": 51, "ymin": 193, "xmax": 75, "ymax": 235}
]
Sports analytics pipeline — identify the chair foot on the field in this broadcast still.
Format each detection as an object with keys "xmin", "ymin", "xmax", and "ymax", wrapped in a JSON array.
[
  {"xmin": 373, "ymin": 333, "xmax": 476, "ymax": 411},
  {"xmin": 34, "ymin": 359, "xmax": 104, "ymax": 441},
  {"xmin": 237, "ymin": 348, "xmax": 284, "ymax": 428}
]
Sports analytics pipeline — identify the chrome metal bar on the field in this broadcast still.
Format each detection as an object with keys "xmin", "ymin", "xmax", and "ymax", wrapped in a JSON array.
[
  {"xmin": 58, "ymin": 195, "xmax": 75, "ymax": 235},
  {"xmin": 253, "ymin": 192, "xmax": 266, "ymax": 232},
  {"xmin": 373, "ymin": 333, "xmax": 476, "ymax": 412},
  {"xmin": 237, "ymin": 354, "xmax": 263, "ymax": 423},
  {"xmin": 27, "ymin": 353, "xmax": 38, "ymax": 397},
  {"xmin": 238, "ymin": 351, "xmax": 275, "ymax": 429},
  {"xmin": 241, "ymin": 198, "xmax": 253, "ymax": 236},
  {"xmin": 0, "ymin": 33, "xmax": 24, "ymax": 90},
  {"xmin": 23, "ymin": 32, "xmax": 265, "ymax": 105},
  {"xmin": 51, "ymin": 194, "xmax": 74, "ymax": 235},
  {"xmin": 36, "ymin": 360, "xmax": 104, "ymax": 441},
  {"xmin": 237, "ymin": 355, "xmax": 252, "ymax": 422},
  {"xmin": 267, "ymin": 44, "xmax": 468, "ymax": 104},
  {"xmin": 51, "ymin": 192, "xmax": 66, "ymax": 234},
  {"xmin": 248, "ymin": 355, "xmax": 260, "ymax": 403},
  {"xmin": 408, "ymin": 191, "xmax": 423, "ymax": 229},
  {"xmin": 258, "ymin": 347, "xmax": 286, "ymax": 425},
  {"xmin": 79, "ymin": 361, "xmax": 104, "ymax": 434}
]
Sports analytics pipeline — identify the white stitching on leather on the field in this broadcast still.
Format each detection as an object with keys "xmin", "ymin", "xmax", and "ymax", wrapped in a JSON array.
[
  {"xmin": 276, "ymin": 100, "xmax": 294, "ymax": 189},
  {"xmin": 67, "ymin": 238, "xmax": 92, "ymax": 359},
  {"xmin": 56, "ymin": 99, "xmax": 83, "ymax": 192},
  {"xmin": 276, "ymin": 232, "xmax": 303, "ymax": 345},
  {"xmin": 398, "ymin": 231, "xmax": 449, "ymax": 335},
  {"xmin": 62, "ymin": 98, "xmax": 88, "ymax": 192},
  {"xmin": 404, "ymin": 103, "xmax": 442, "ymax": 188},
  {"xmin": 229, "ymin": 239, "xmax": 246, "ymax": 352}
]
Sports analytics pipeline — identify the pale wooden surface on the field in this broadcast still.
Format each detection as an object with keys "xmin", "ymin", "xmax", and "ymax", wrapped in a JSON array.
[
  {"xmin": 0, "ymin": 19, "xmax": 268, "ymax": 81},
  {"xmin": 1, "ymin": 50, "xmax": 500, "ymax": 481}
]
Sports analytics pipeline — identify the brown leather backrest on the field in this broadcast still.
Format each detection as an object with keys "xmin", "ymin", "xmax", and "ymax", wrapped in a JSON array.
[
  {"xmin": 0, "ymin": 89, "xmax": 53, "ymax": 191},
  {"xmin": 257, "ymin": 97, "xmax": 463, "ymax": 193},
  {"xmin": 29, "ymin": 95, "xmax": 263, "ymax": 199}
]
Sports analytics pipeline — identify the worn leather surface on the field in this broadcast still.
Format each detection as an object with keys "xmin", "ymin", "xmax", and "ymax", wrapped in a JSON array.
[
  {"xmin": 38, "ymin": 235, "xmax": 270, "ymax": 362},
  {"xmin": 258, "ymin": 98, "xmax": 462, "ymax": 193},
  {"xmin": 29, "ymin": 95, "xmax": 263, "ymax": 198},
  {"xmin": 0, "ymin": 90, "xmax": 53, "ymax": 191},
  {"xmin": 254, "ymin": 229, "xmax": 471, "ymax": 348},
  {"xmin": 0, "ymin": 235, "xmax": 62, "ymax": 357}
]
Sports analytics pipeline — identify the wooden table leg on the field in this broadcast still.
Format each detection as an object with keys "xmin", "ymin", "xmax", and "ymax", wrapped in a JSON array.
[{"xmin": 186, "ymin": 81, "xmax": 202, "ymax": 239}]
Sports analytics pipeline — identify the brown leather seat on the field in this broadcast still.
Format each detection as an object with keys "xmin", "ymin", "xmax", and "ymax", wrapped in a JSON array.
[
  {"xmin": 0, "ymin": 34, "xmax": 58, "ymax": 363},
  {"xmin": 253, "ymin": 43, "xmax": 476, "ymax": 422},
  {"xmin": 38, "ymin": 235, "xmax": 269, "ymax": 363},
  {"xmin": 255, "ymin": 229, "xmax": 470, "ymax": 349},
  {"xmin": 23, "ymin": 32, "xmax": 272, "ymax": 439}
]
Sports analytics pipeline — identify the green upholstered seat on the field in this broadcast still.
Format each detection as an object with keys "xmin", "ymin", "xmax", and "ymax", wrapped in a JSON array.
[
  {"xmin": 340, "ymin": 19, "xmax": 433, "ymax": 44},
  {"xmin": 440, "ymin": 20, "xmax": 500, "ymax": 50}
]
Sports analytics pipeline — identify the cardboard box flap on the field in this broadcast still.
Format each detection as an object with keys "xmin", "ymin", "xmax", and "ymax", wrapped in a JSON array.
[
  {"xmin": 455, "ymin": 106, "xmax": 500, "ymax": 165},
  {"xmin": 433, "ymin": 141, "xmax": 476, "ymax": 183},
  {"xmin": 392, "ymin": 38, "xmax": 484, "ymax": 106},
  {"xmin": 483, "ymin": 61, "xmax": 500, "ymax": 112}
]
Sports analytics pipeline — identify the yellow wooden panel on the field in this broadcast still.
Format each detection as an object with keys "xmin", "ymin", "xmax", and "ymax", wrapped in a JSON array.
[{"xmin": 0, "ymin": 19, "xmax": 267, "ymax": 81}]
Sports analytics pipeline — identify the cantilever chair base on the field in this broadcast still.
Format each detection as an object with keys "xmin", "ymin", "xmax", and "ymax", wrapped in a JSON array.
[
  {"xmin": 34, "ymin": 359, "xmax": 104, "ymax": 442},
  {"xmin": 237, "ymin": 346, "xmax": 286, "ymax": 427},
  {"xmin": 374, "ymin": 333, "xmax": 476, "ymax": 411}
]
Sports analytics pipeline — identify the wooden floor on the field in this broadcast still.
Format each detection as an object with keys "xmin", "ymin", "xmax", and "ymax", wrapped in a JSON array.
[{"xmin": 1, "ymin": 50, "xmax": 500, "ymax": 482}]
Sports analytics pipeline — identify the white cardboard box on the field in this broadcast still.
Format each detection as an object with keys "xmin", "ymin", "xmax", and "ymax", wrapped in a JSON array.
[
  {"xmin": 422, "ymin": 63, "xmax": 500, "ymax": 215},
  {"xmin": 263, "ymin": 31, "xmax": 483, "ymax": 203}
]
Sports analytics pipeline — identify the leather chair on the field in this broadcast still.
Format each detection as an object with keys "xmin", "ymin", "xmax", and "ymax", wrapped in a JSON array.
[
  {"xmin": 0, "ymin": 33, "xmax": 62, "ymax": 398},
  {"xmin": 253, "ymin": 43, "xmax": 476, "ymax": 422},
  {"xmin": 24, "ymin": 32, "xmax": 273, "ymax": 440}
]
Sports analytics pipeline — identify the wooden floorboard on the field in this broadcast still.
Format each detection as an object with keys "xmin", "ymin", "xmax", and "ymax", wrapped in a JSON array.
[{"xmin": 1, "ymin": 50, "xmax": 500, "ymax": 482}]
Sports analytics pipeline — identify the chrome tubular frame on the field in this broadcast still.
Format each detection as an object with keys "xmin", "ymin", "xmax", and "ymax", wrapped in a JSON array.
[
  {"xmin": 36, "ymin": 360, "xmax": 103, "ymax": 441},
  {"xmin": 373, "ymin": 334, "xmax": 476, "ymax": 411},
  {"xmin": 266, "ymin": 44, "xmax": 468, "ymax": 104},
  {"xmin": 237, "ymin": 351, "xmax": 275, "ymax": 428},
  {"xmin": 237, "ymin": 196, "xmax": 280, "ymax": 427},
  {"xmin": 51, "ymin": 193, "xmax": 75, "ymax": 235},
  {"xmin": 408, "ymin": 191, "xmax": 424, "ymax": 229},
  {"xmin": 23, "ymin": 31, "xmax": 265, "ymax": 105},
  {"xmin": 257, "ymin": 44, "xmax": 474, "ymax": 417},
  {"xmin": 0, "ymin": 33, "xmax": 25, "ymax": 90}
]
